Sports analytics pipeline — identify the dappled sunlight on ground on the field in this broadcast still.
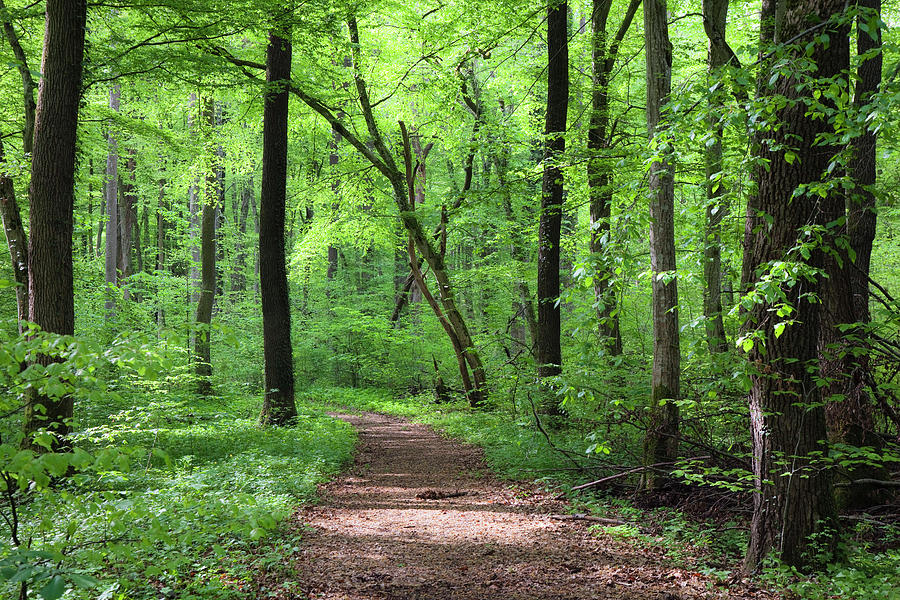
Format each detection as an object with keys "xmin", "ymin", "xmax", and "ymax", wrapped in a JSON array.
[{"xmin": 269, "ymin": 412, "xmax": 773, "ymax": 600}]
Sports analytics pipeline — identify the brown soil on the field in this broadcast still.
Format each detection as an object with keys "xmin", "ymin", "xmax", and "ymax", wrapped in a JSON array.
[{"xmin": 277, "ymin": 412, "xmax": 772, "ymax": 599}]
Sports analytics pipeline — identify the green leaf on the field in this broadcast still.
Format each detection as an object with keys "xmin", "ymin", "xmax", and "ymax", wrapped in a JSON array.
[
  {"xmin": 68, "ymin": 573, "xmax": 99, "ymax": 589},
  {"xmin": 39, "ymin": 575, "xmax": 66, "ymax": 600}
]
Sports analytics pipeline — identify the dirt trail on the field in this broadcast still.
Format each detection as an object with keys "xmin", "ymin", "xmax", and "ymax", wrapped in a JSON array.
[{"xmin": 285, "ymin": 412, "xmax": 763, "ymax": 599}]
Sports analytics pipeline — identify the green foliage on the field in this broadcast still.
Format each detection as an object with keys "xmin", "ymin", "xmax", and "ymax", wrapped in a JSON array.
[{"xmin": 0, "ymin": 323, "xmax": 355, "ymax": 599}]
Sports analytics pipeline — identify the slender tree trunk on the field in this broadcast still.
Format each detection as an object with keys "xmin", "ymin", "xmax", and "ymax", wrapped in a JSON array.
[
  {"xmin": 194, "ymin": 97, "xmax": 217, "ymax": 396},
  {"xmin": 0, "ymin": 139, "xmax": 27, "ymax": 330},
  {"xmin": 642, "ymin": 0, "xmax": 680, "ymax": 488},
  {"xmin": 742, "ymin": 0, "xmax": 846, "ymax": 573},
  {"xmin": 23, "ymin": 0, "xmax": 87, "ymax": 450},
  {"xmin": 821, "ymin": 0, "xmax": 886, "ymax": 510},
  {"xmin": 327, "ymin": 122, "xmax": 342, "ymax": 282},
  {"xmin": 701, "ymin": 0, "xmax": 730, "ymax": 353},
  {"xmin": 156, "ymin": 173, "xmax": 166, "ymax": 326},
  {"xmin": 587, "ymin": 0, "xmax": 639, "ymax": 356},
  {"xmin": 104, "ymin": 85, "xmax": 120, "ymax": 318},
  {"xmin": 119, "ymin": 150, "xmax": 137, "ymax": 300},
  {"xmin": 258, "ymin": 27, "xmax": 297, "ymax": 425},
  {"xmin": 0, "ymin": 0, "xmax": 36, "ymax": 156},
  {"xmin": 188, "ymin": 93, "xmax": 200, "ymax": 304},
  {"xmin": 536, "ymin": 0, "xmax": 569, "ymax": 383},
  {"xmin": 232, "ymin": 179, "xmax": 251, "ymax": 292}
]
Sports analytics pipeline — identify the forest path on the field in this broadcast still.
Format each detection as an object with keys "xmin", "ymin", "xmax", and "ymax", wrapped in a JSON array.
[{"xmin": 280, "ymin": 411, "xmax": 751, "ymax": 600}]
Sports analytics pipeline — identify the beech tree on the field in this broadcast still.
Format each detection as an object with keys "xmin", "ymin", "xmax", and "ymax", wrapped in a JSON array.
[
  {"xmin": 642, "ymin": 0, "xmax": 680, "ymax": 487},
  {"xmin": 259, "ymin": 22, "xmax": 297, "ymax": 426}
]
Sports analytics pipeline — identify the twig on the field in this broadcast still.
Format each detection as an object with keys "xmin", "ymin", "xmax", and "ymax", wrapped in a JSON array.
[{"xmin": 557, "ymin": 455, "xmax": 711, "ymax": 499}]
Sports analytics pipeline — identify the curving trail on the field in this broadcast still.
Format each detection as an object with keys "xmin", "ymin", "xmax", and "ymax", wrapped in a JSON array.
[{"xmin": 282, "ymin": 412, "xmax": 765, "ymax": 600}]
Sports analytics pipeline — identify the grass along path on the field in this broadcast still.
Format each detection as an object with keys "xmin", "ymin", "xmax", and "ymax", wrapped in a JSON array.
[{"xmin": 269, "ymin": 411, "xmax": 774, "ymax": 600}]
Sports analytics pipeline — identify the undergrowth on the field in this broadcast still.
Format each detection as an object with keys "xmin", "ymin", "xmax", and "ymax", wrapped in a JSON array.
[{"xmin": 1, "ymin": 388, "xmax": 356, "ymax": 600}]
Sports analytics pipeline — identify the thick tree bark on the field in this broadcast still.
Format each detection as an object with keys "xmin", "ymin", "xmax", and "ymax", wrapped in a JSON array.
[
  {"xmin": 587, "ymin": 0, "xmax": 640, "ymax": 356},
  {"xmin": 0, "ymin": 139, "xmax": 28, "ymax": 330},
  {"xmin": 701, "ymin": 0, "xmax": 730, "ymax": 353},
  {"xmin": 23, "ymin": 0, "xmax": 87, "ymax": 449},
  {"xmin": 821, "ymin": 0, "xmax": 886, "ymax": 509},
  {"xmin": 194, "ymin": 96, "xmax": 217, "ymax": 396},
  {"xmin": 642, "ymin": 0, "xmax": 680, "ymax": 487},
  {"xmin": 104, "ymin": 85, "xmax": 120, "ymax": 318},
  {"xmin": 742, "ymin": 0, "xmax": 846, "ymax": 573},
  {"xmin": 535, "ymin": 0, "xmax": 568, "ymax": 381},
  {"xmin": 258, "ymin": 27, "xmax": 297, "ymax": 426}
]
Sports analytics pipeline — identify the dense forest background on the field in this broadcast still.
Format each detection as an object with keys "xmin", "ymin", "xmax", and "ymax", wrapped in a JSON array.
[{"xmin": 1, "ymin": 0, "xmax": 899, "ymax": 598}]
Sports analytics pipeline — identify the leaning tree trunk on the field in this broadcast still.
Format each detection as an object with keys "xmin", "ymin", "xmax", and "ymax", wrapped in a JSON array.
[
  {"xmin": 742, "ymin": 0, "xmax": 846, "ymax": 573},
  {"xmin": 821, "ymin": 0, "xmax": 886, "ymax": 510},
  {"xmin": 642, "ymin": 0, "xmax": 680, "ymax": 488},
  {"xmin": 194, "ymin": 96, "xmax": 217, "ymax": 396},
  {"xmin": 0, "ymin": 0, "xmax": 36, "ymax": 156},
  {"xmin": 23, "ymin": 0, "xmax": 87, "ymax": 450},
  {"xmin": 535, "ymin": 0, "xmax": 568, "ymax": 383},
  {"xmin": 701, "ymin": 0, "xmax": 730, "ymax": 354},
  {"xmin": 0, "ymin": 139, "xmax": 28, "ymax": 331},
  {"xmin": 258, "ymin": 25, "xmax": 298, "ymax": 426}
]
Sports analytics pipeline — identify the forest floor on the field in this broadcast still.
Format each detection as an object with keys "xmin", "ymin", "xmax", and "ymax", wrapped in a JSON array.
[{"xmin": 259, "ymin": 411, "xmax": 776, "ymax": 600}]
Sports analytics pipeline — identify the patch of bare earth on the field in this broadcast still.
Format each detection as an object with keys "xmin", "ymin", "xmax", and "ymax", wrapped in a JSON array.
[{"xmin": 274, "ymin": 412, "xmax": 771, "ymax": 599}]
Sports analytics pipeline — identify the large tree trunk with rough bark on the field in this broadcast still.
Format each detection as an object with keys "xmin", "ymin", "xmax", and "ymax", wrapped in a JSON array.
[
  {"xmin": 642, "ymin": 0, "xmax": 680, "ymax": 488},
  {"xmin": 821, "ymin": 0, "xmax": 887, "ymax": 510},
  {"xmin": 741, "ymin": 0, "xmax": 847, "ymax": 573},
  {"xmin": 259, "ymin": 27, "xmax": 297, "ymax": 426},
  {"xmin": 535, "ymin": 0, "xmax": 568, "ymax": 382},
  {"xmin": 23, "ymin": 0, "xmax": 87, "ymax": 450}
]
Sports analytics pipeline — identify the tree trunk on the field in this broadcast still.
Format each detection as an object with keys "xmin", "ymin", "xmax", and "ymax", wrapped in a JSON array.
[
  {"xmin": 822, "ymin": 0, "xmax": 886, "ymax": 510},
  {"xmin": 119, "ymin": 150, "xmax": 137, "ymax": 300},
  {"xmin": 156, "ymin": 173, "xmax": 166, "ymax": 326},
  {"xmin": 586, "ymin": 0, "xmax": 639, "ymax": 356},
  {"xmin": 104, "ymin": 85, "xmax": 120, "ymax": 318},
  {"xmin": 188, "ymin": 93, "xmax": 200, "ymax": 303},
  {"xmin": 231, "ymin": 179, "xmax": 252, "ymax": 292},
  {"xmin": 23, "ymin": 0, "xmax": 86, "ymax": 450},
  {"xmin": 194, "ymin": 96, "xmax": 217, "ymax": 396},
  {"xmin": 642, "ymin": 0, "xmax": 680, "ymax": 488},
  {"xmin": 0, "ymin": 0, "xmax": 36, "ymax": 156},
  {"xmin": 536, "ymin": 0, "xmax": 569, "ymax": 383},
  {"xmin": 258, "ymin": 27, "xmax": 297, "ymax": 426},
  {"xmin": 742, "ymin": 0, "xmax": 846, "ymax": 573},
  {"xmin": 0, "ymin": 139, "xmax": 28, "ymax": 330},
  {"xmin": 701, "ymin": 0, "xmax": 730, "ymax": 353}
]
